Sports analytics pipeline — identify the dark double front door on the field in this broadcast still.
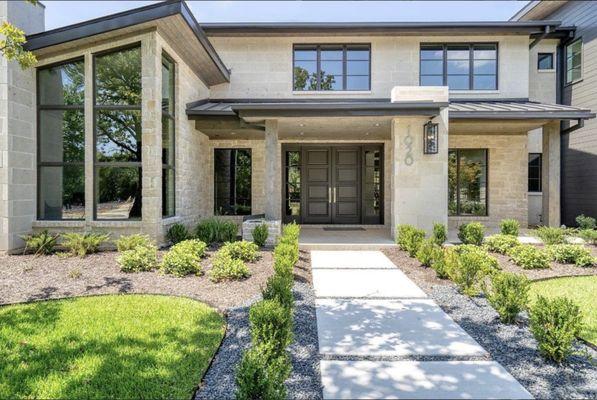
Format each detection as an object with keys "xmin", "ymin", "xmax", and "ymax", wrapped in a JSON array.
[{"xmin": 282, "ymin": 144, "xmax": 383, "ymax": 225}]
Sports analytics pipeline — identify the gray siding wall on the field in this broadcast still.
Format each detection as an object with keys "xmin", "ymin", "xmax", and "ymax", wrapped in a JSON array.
[{"xmin": 548, "ymin": 1, "xmax": 597, "ymax": 225}]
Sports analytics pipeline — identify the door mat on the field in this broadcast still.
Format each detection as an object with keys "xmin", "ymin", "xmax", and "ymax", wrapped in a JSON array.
[{"xmin": 322, "ymin": 227, "xmax": 366, "ymax": 231}]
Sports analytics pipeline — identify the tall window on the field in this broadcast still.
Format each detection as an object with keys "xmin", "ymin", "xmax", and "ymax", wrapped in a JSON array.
[
  {"xmin": 214, "ymin": 149, "xmax": 252, "ymax": 215},
  {"xmin": 37, "ymin": 59, "xmax": 85, "ymax": 220},
  {"xmin": 566, "ymin": 39, "xmax": 582, "ymax": 84},
  {"xmin": 162, "ymin": 53, "xmax": 175, "ymax": 217},
  {"xmin": 293, "ymin": 44, "xmax": 370, "ymax": 91},
  {"xmin": 449, "ymin": 149, "xmax": 488, "ymax": 216},
  {"xmin": 420, "ymin": 43, "xmax": 497, "ymax": 90},
  {"xmin": 528, "ymin": 153, "xmax": 542, "ymax": 193},
  {"xmin": 284, "ymin": 150, "xmax": 301, "ymax": 222},
  {"xmin": 94, "ymin": 45, "xmax": 142, "ymax": 220}
]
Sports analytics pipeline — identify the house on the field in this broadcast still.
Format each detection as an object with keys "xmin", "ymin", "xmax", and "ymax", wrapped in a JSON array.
[
  {"xmin": 512, "ymin": 0, "xmax": 597, "ymax": 227},
  {"xmin": 0, "ymin": 0, "xmax": 594, "ymax": 252}
]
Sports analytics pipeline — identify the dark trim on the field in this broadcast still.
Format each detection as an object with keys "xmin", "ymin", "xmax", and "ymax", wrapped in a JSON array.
[
  {"xmin": 162, "ymin": 51, "xmax": 176, "ymax": 218},
  {"xmin": 537, "ymin": 52, "xmax": 554, "ymax": 70},
  {"xmin": 564, "ymin": 37, "xmax": 583, "ymax": 86},
  {"xmin": 25, "ymin": 0, "xmax": 230, "ymax": 83},
  {"xmin": 449, "ymin": 111, "xmax": 595, "ymax": 120},
  {"xmin": 561, "ymin": 119, "xmax": 584, "ymax": 135},
  {"xmin": 449, "ymin": 148, "xmax": 489, "ymax": 217},
  {"xmin": 213, "ymin": 148, "xmax": 253, "ymax": 216},
  {"xmin": 528, "ymin": 152, "xmax": 542, "ymax": 193}
]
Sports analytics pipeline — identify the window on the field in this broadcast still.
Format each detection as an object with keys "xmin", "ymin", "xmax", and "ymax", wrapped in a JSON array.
[
  {"xmin": 293, "ymin": 44, "xmax": 370, "ymax": 91},
  {"xmin": 94, "ymin": 45, "xmax": 142, "ymax": 220},
  {"xmin": 284, "ymin": 150, "xmax": 301, "ymax": 221},
  {"xmin": 37, "ymin": 59, "xmax": 85, "ymax": 220},
  {"xmin": 214, "ymin": 149, "xmax": 251, "ymax": 215},
  {"xmin": 528, "ymin": 153, "xmax": 542, "ymax": 192},
  {"xmin": 448, "ymin": 149, "xmax": 488, "ymax": 216},
  {"xmin": 537, "ymin": 53, "xmax": 554, "ymax": 70},
  {"xmin": 162, "ymin": 53, "xmax": 175, "ymax": 217},
  {"xmin": 420, "ymin": 43, "xmax": 497, "ymax": 90},
  {"xmin": 566, "ymin": 39, "xmax": 582, "ymax": 84}
]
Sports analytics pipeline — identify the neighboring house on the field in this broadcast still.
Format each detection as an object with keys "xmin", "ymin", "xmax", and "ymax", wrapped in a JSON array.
[
  {"xmin": 0, "ymin": 0, "xmax": 595, "ymax": 251},
  {"xmin": 513, "ymin": 0, "xmax": 597, "ymax": 226}
]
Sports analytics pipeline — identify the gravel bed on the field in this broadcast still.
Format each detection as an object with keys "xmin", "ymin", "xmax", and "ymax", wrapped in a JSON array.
[
  {"xmin": 383, "ymin": 248, "xmax": 597, "ymax": 399},
  {"xmin": 195, "ymin": 281, "xmax": 322, "ymax": 400}
]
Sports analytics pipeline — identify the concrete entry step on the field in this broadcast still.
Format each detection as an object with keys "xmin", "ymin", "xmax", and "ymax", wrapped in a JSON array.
[
  {"xmin": 316, "ymin": 298, "xmax": 488, "ymax": 357},
  {"xmin": 320, "ymin": 360, "xmax": 533, "ymax": 399},
  {"xmin": 311, "ymin": 250, "xmax": 397, "ymax": 269},
  {"xmin": 312, "ymin": 269, "xmax": 427, "ymax": 299}
]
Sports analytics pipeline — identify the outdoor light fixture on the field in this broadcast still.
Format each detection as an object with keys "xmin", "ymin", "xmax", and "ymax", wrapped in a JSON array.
[{"xmin": 423, "ymin": 121, "xmax": 439, "ymax": 154}]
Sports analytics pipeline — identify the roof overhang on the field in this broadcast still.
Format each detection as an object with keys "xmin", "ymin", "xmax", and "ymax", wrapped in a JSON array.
[
  {"xmin": 511, "ymin": 1, "xmax": 568, "ymax": 22},
  {"xmin": 25, "ymin": 0, "xmax": 230, "ymax": 85},
  {"xmin": 202, "ymin": 21, "xmax": 562, "ymax": 37}
]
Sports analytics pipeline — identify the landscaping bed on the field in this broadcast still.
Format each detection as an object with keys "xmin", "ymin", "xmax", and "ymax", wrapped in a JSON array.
[
  {"xmin": 0, "ymin": 294, "xmax": 225, "ymax": 398},
  {"xmin": 0, "ymin": 248, "xmax": 274, "ymax": 311}
]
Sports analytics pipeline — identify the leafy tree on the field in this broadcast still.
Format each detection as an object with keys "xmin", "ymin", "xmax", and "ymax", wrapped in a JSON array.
[{"xmin": 0, "ymin": 0, "xmax": 39, "ymax": 69}]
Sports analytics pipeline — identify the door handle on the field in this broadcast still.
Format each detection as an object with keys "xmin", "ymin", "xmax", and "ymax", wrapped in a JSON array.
[
  {"xmin": 328, "ymin": 187, "xmax": 332, "ymax": 203},
  {"xmin": 333, "ymin": 187, "xmax": 336, "ymax": 203}
]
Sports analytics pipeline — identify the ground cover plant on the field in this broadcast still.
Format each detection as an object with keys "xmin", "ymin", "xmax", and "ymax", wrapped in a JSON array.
[
  {"xmin": 161, "ymin": 239, "xmax": 207, "ymax": 277},
  {"xmin": 483, "ymin": 234, "xmax": 519, "ymax": 255},
  {"xmin": 578, "ymin": 229, "xmax": 597, "ymax": 245},
  {"xmin": 508, "ymin": 245, "xmax": 550, "ymax": 270},
  {"xmin": 61, "ymin": 232, "xmax": 109, "ymax": 257},
  {"xmin": 534, "ymin": 226, "xmax": 567, "ymax": 245},
  {"xmin": 529, "ymin": 275, "xmax": 596, "ymax": 345},
  {"xmin": 117, "ymin": 244, "xmax": 158, "ymax": 273},
  {"xmin": 0, "ymin": 295, "xmax": 225, "ymax": 398},
  {"xmin": 115, "ymin": 234, "xmax": 152, "ymax": 252},
  {"xmin": 209, "ymin": 252, "xmax": 250, "ymax": 282},
  {"xmin": 546, "ymin": 244, "xmax": 596, "ymax": 267},
  {"xmin": 457, "ymin": 222, "xmax": 485, "ymax": 245},
  {"xmin": 20, "ymin": 230, "xmax": 59, "ymax": 255}
]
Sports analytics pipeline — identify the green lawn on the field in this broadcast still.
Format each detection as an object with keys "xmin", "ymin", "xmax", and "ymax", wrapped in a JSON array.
[
  {"xmin": 529, "ymin": 275, "xmax": 596, "ymax": 345},
  {"xmin": 0, "ymin": 295, "xmax": 225, "ymax": 398}
]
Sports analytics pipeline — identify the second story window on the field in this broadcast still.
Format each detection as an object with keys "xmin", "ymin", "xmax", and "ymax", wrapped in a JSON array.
[
  {"xmin": 565, "ymin": 38, "xmax": 582, "ymax": 84},
  {"xmin": 293, "ymin": 44, "xmax": 370, "ymax": 91},
  {"xmin": 420, "ymin": 43, "xmax": 497, "ymax": 90},
  {"xmin": 537, "ymin": 53, "xmax": 554, "ymax": 70}
]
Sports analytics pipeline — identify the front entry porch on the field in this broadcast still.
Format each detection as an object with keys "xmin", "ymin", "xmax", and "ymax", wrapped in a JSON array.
[{"xmin": 299, "ymin": 226, "xmax": 395, "ymax": 250}]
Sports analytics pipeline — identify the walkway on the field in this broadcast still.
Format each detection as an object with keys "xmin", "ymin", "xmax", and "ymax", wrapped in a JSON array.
[{"xmin": 312, "ymin": 250, "xmax": 533, "ymax": 399}]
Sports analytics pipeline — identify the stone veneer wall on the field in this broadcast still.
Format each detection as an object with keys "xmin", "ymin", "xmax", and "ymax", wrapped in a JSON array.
[{"xmin": 448, "ymin": 134, "xmax": 528, "ymax": 230}]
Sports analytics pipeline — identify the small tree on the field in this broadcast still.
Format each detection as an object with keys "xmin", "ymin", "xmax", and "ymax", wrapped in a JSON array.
[{"xmin": 0, "ymin": 1, "xmax": 39, "ymax": 69}]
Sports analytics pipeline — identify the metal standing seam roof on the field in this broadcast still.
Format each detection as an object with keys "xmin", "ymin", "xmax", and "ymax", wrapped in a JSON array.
[{"xmin": 186, "ymin": 99, "xmax": 595, "ymax": 120}]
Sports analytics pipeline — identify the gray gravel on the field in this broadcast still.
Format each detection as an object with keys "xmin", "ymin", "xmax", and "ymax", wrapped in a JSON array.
[
  {"xmin": 195, "ymin": 282, "xmax": 322, "ymax": 399},
  {"xmin": 429, "ymin": 284, "xmax": 597, "ymax": 399}
]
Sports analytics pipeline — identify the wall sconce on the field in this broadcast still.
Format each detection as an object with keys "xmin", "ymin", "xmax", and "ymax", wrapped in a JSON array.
[{"xmin": 423, "ymin": 121, "xmax": 439, "ymax": 154}]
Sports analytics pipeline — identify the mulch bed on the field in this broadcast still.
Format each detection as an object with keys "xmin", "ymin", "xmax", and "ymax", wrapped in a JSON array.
[
  {"xmin": 0, "ymin": 249, "xmax": 274, "ymax": 311},
  {"xmin": 492, "ymin": 252, "xmax": 597, "ymax": 281}
]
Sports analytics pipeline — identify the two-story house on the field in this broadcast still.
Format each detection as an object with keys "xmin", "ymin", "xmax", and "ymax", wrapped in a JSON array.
[{"xmin": 0, "ymin": 0, "xmax": 594, "ymax": 251}]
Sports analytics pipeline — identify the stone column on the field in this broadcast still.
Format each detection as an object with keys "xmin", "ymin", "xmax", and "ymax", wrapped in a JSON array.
[
  {"xmin": 264, "ymin": 119, "xmax": 281, "ymax": 220},
  {"xmin": 390, "ymin": 108, "xmax": 449, "ymax": 238},
  {"xmin": 140, "ymin": 32, "xmax": 163, "ymax": 239},
  {"xmin": 541, "ymin": 121, "xmax": 560, "ymax": 226},
  {"xmin": 0, "ymin": 1, "xmax": 44, "ymax": 251}
]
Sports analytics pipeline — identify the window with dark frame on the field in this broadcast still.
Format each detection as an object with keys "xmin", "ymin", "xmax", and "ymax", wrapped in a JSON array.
[
  {"xmin": 94, "ymin": 45, "xmax": 142, "ymax": 220},
  {"xmin": 293, "ymin": 44, "xmax": 370, "ymax": 91},
  {"xmin": 565, "ymin": 39, "xmax": 582, "ymax": 84},
  {"xmin": 448, "ymin": 149, "xmax": 488, "ymax": 216},
  {"xmin": 162, "ymin": 53, "xmax": 175, "ymax": 218},
  {"xmin": 284, "ymin": 150, "xmax": 301, "ymax": 220},
  {"xmin": 537, "ymin": 53, "xmax": 554, "ymax": 70},
  {"xmin": 528, "ymin": 153, "xmax": 542, "ymax": 193},
  {"xmin": 420, "ymin": 43, "xmax": 497, "ymax": 90},
  {"xmin": 214, "ymin": 149, "xmax": 252, "ymax": 215},
  {"xmin": 37, "ymin": 59, "xmax": 85, "ymax": 220}
]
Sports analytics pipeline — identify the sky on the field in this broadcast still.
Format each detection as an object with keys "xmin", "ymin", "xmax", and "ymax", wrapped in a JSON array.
[{"xmin": 41, "ymin": 1, "xmax": 530, "ymax": 31}]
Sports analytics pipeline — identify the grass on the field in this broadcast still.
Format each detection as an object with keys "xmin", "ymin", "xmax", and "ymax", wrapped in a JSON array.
[
  {"xmin": 0, "ymin": 294, "xmax": 225, "ymax": 398},
  {"xmin": 529, "ymin": 275, "xmax": 596, "ymax": 345}
]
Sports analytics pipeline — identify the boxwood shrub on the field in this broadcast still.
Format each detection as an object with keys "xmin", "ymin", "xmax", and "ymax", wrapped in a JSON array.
[
  {"xmin": 118, "ymin": 245, "xmax": 158, "ymax": 273},
  {"xmin": 161, "ymin": 239, "xmax": 207, "ymax": 277},
  {"xmin": 508, "ymin": 245, "xmax": 550, "ymax": 270},
  {"xmin": 396, "ymin": 224, "xmax": 426, "ymax": 257},
  {"xmin": 249, "ymin": 299, "xmax": 293, "ymax": 355},
  {"xmin": 486, "ymin": 272, "xmax": 529, "ymax": 323},
  {"xmin": 235, "ymin": 343, "xmax": 290, "ymax": 400},
  {"xmin": 209, "ymin": 251, "xmax": 250, "ymax": 282},
  {"xmin": 457, "ymin": 222, "xmax": 485, "ymax": 246},
  {"xmin": 220, "ymin": 240, "xmax": 259, "ymax": 262},
  {"xmin": 416, "ymin": 239, "xmax": 441, "ymax": 267}
]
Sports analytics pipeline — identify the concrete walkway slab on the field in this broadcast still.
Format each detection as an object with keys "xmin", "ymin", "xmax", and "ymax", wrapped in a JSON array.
[
  {"xmin": 320, "ymin": 360, "xmax": 533, "ymax": 399},
  {"xmin": 312, "ymin": 269, "xmax": 427, "ymax": 299},
  {"xmin": 316, "ymin": 298, "xmax": 487, "ymax": 357},
  {"xmin": 311, "ymin": 250, "xmax": 397, "ymax": 269}
]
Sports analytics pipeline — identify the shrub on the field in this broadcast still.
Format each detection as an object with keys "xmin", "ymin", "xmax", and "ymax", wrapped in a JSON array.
[
  {"xmin": 431, "ymin": 248, "xmax": 450, "ymax": 279},
  {"xmin": 508, "ymin": 245, "xmax": 550, "ymax": 269},
  {"xmin": 483, "ymin": 234, "xmax": 519, "ymax": 254},
  {"xmin": 530, "ymin": 296, "xmax": 583, "ymax": 363},
  {"xmin": 166, "ymin": 223, "xmax": 189, "ymax": 245},
  {"xmin": 486, "ymin": 272, "xmax": 529, "ymax": 323},
  {"xmin": 274, "ymin": 242, "xmax": 299, "ymax": 267},
  {"xmin": 432, "ymin": 223, "xmax": 447, "ymax": 246},
  {"xmin": 115, "ymin": 234, "xmax": 152, "ymax": 252},
  {"xmin": 534, "ymin": 226, "xmax": 567, "ymax": 245},
  {"xmin": 396, "ymin": 224, "xmax": 426, "ymax": 257},
  {"xmin": 457, "ymin": 222, "xmax": 485, "ymax": 246},
  {"xmin": 578, "ymin": 229, "xmax": 597, "ymax": 246},
  {"xmin": 221, "ymin": 241, "xmax": 259, "ymax": 262},
  {"xmin": 61, "ymin": 232, "xmax": 109, "ymax": 257},
  {"xmin": 575, "ymin": 214, "xmax": 596, "ymax": 230},
  {"xmin": 262, "ymin": 273, "xmax": 294, "ymax": 310},
  {"xmin": 235, "ymin": 343, "xmax": 290, "ymax": 400},
  {"xmin": 252, "ymin": 223, "xmax": 269, "ymax": 247},
  {"xmin": 500, "ymin": 219, "xmax": 520, "ymax": 236},
  {"xmin": 446, "ymin": 247, "xmax": 491, "ymax": 296},
  {"xmin": 574, "ymin": 253, "xmax": 596, "ymax": 268},
  {"xmin": 546, "ymin": 244, "xmax": 594, "ymax": 267},
  {"xmin": 195, "ymin": 218, "xmax": 238, "ymax": 244},
  {"xmin": 161, "ymin": 239, "xmax": 206, "ymax": 277},
  {"xmin": 118, "ymin": 245, "xmax": 158, "ymax": 273},
  {"xmin": 20, "ymin": 230, "xmax": 59, "ymax": 255},
  {"xmin": 455, "ymin": 244, "xmax": 499, "ymax": 273},
  {"xmin": 416, "ymin": 239, "xmax": 441, "ymax": 267},
  {"xmin": 282, "ymin": 222, "xmax": 300, "ymax": 242},
  {"xmin": 249, "ymin": 299, "xmax": 293, "ymax": 354},
  {"xmin": 210, "ymin": 251, "xmax": 250, "ymax": 282}
]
